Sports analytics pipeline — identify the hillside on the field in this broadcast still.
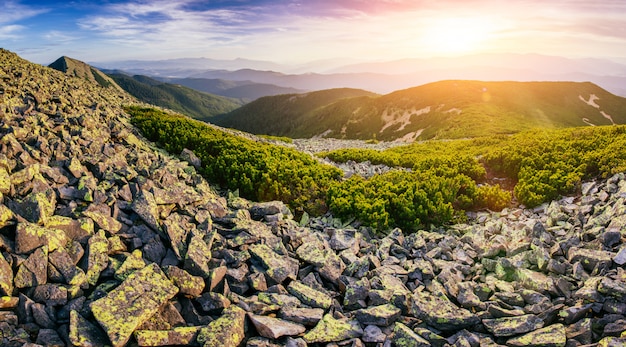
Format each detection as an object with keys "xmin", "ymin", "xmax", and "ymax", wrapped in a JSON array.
[
  {"xmin": 48, "ymin": 56, "xmax": 122, "ymax": 91},
  {"xmin": 211, "ymin": 88, "xmax": 379, "ymax": 135},
  {"xmin": 2, "ymin": 48, "xmax": 626, "ymax": 346},
  {"xmin": 157, "ymin": 77, "xmax": 305, "ymax": 102},
  {"xmin": 106, "ymin": 73, "xmax": 243, "ymax": 121},
  {"xmin": 215, "ymin": 80, "xmax": 626, "ymax": 141}
]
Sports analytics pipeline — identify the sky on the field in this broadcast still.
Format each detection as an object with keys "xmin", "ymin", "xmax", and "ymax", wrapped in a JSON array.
[{"xmin": 2, "ymin": 0, "xmax": 626, "ymax": 67}]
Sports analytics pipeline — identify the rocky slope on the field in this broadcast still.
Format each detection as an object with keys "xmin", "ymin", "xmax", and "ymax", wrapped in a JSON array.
[{"xmin": 0, "ymin": 48, "xmax": 625, "ymax": 347}]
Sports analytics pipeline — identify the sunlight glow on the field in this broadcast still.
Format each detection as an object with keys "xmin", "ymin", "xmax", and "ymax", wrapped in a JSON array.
[{"xmin": 421, "ymin": 17, "xmax": 496, "ymax": 55}]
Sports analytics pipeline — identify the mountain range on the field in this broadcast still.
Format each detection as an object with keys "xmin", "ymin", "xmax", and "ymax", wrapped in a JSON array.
[
  {"xmin": 93, "ymin": 53, "xmax": 626, "ymax": 97},
  {"xmin": 213, "ymin": 80, "xmax": 626, "ymax": 141}
]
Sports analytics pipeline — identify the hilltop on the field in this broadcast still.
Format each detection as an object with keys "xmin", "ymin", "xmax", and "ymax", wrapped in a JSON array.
[
  {"xmin": 214, "ymin": 80, "xmax": 626, "ymax": 141},
  {"xmin": 48, "ymin": 56, "xmax": 122, "ymax": 91}
]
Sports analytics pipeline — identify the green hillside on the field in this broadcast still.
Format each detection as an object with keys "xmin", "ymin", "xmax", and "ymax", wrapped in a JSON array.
[
  {"xmin": 211, "ymin": 88, "xmax": 379, "ymax": 135},
  {"xmin": 214, "ymin": 80, "xmax": 626, "ymax": 141},
  {"xmin": 108, "ymin": 74, "xmax": 244, "ymax": 121}
]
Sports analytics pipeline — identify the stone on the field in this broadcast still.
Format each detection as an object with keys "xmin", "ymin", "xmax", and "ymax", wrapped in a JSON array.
[
  {"xmin": 568, "ymin": 248, "xmax": 613, "ymax": 273},
  {"xmin": 69, "ymin": 310, "xmax": 109, "ymax": 347},
  {"xmin": 317, "ymin": 251, "xmax": 346, "ymax": 282},
  {"xmin": 249, "ymin": 243, "xmax": 298, "ymax": 284},
  {"xmin": 48, "ymin": 247, "xmax": 87, "ymax": 287},
  {"xmin": 15, "ymin": 222, "xmax": 68, "ymax": 254},
  {"xmin": 134, "ymin": 326, "xmax": 202, "ymax": 346},
  {"xmin": 303, "ymin": 313, "xmax": 363, "ymax": 343},
  {"xmin": 131, "ymin": 189, "xmax": 162, "ymax": 233},
  {"xmin": 0, "ymin": 252, "xmax": 15, "ymax": 294},
  {"xmin": 90, "ymin": 263, "xmax": 178, "ymax": 347},
  {"xmin": 82, "ymin": 210, "xmax": 122, "ymax": 234},
  {"xmin": 598, "ymin": 278, "xmax": 626, "ymax": 300},
  {"xmin": 248, "ymin": 314, "xmax": 306, "ymax": 339},
  {"xmin": 482, "ymin": 314, "xmax": 544, "ymax": 337},
  {"xmin": 354, "ymin": 304, "xmax": 401, "ymax": 326},
  {"xmin": 393, "ymin": 322, "xmax": 430, "ymax": 347},
  {"xmin": 183, "ymin": 232, "xmax": 213, "ymax": 278},
  {"xmin": 196, "ymin": 305, "xmax": 246, "ymax": 347},
  {"xmin": 506, "ymin": 323, "xmax": 566, "ymax": 347},
  {"xmin": 196, "ymin": 292, "xmax": 230, "ymax": 314},
  {"xmin": 410, "ymin": 289, "xmax": 480, "ymax": 331},
  {"xmin": 362, "ymin": 324, "xmax": 386, "ymax": 343},
  {"xmin": 287, "ymin": 280, "xmax": 332, "ymax": 309},
  {"xmin": 164, "ymin": 266, "xmax": 204, "ymax": 298},
  {"xmin": 15, "ymin": 189, "xmax": 56, "ymax": 225},
  {"xmin": 279, "ymin": 307, "xmax": 324, "ymax": 326},
  {"xmin": 180, "ymin": 148, "xmax": 201, "ymax": 168},
  {"xmin": 85, "ymin": 231, "xmax": 109, "ymax": 286},
  {"xmin": 35, "ymin": 328, "xmax": 64, "ymax": 346},
  {"xmin": 14, "ymin": 246, "xmax": 48, "ymax": 288},
  {"xmin": 0, "ymin": 296, "xmax": 19, "ymax": 309},
  {"xmin": 32, "ymin": 283, "xmax": 68, "ymax": 306},
  {"xmin": 614, "ymin": 247, "xmax": 626, "ymax": 266}
]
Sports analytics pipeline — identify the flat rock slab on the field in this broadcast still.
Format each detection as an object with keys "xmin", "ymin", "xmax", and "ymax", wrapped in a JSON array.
[
  {"xmin": 303, "ymin": 313, "xmax": 363, "ymax": 344},
  {"xmin": 90, "ymin": 263, "xmax": 178, "ymax": 347},
  {"xmin": 506, "ymin": 323, "xmax": 566, "ymax": 347},
  {"xmin": 287, "ymin": 280, "xmax": 332, "ymax": 309},
  {"xmin": 196, "ymin": 305, "xmax": 246, "ymax": 347},
  {"xmin": 410, "ymin": 290, "xmax": 480, "ymax": 331},
  {"xmin": 355, "ymin": 304, "xmax": 402, "ymax": 326},
  {"xmin": 393, "ymin": 322, "xmax": 430, "ymax": 347},
  {"xmin": 134, "ymin": 326, "xmax": 201, "ymax": 347},
  {"xmin": 249, "ymin": 243, "xmax": 298, "ymax": 284},
  {"xmin": 248, "ymin": 313, "xmax": 306, "ymax": 339},
  {"xmin": 483, "ymin": 314, "xmax": 544, "ymax": 337}
]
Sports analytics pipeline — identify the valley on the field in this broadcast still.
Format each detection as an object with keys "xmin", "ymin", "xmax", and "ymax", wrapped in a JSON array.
[{"xmin": 0, "ymin": 49, "xmax": 625, "ymax": 346}]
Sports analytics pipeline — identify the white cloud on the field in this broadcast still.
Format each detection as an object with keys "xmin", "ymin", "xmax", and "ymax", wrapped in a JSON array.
[{"xmin": 0, "ymin": 1, "xmax": 47, "ymax": 24}]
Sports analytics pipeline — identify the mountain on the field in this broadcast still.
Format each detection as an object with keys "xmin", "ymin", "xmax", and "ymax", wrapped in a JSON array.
[
  {"xmin": 213, "ymin": 80, "xmax": 626, "ymax": 141},
  {"xmin": 49, "ymin": 56, "xmax": 122, "ymax": 91},
  {"xmin": 156, "ymin": 77, "xmax": 305, "ymax": 102},
  {"xmin": 92, "ymin": 53, "xmax": 626, "ymax": 97},
  {"xmin": 211, "ymin": 88, "xmax": 378, "ymax": 136},
  {"xmin": 106, "ymin": 73, "xmax": 244, "ymax": 121}
]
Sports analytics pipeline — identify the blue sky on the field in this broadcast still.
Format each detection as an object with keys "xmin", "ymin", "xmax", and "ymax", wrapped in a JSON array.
[{"xmin": 2, "ymin": 0, "xmax": 626, "ymax": 66}]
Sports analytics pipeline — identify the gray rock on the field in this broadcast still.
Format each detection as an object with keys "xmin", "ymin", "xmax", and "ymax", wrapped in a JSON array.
[
  {"xmin": 393, "ymin": 322, "xmax": 430, "ymax": 346},
  {"xmin": 183, "ymin": 232, "xmax": 213, "ymax": 278},
  {"xmin": 90, "ymin": 263, "xmax": 178, "ymax": 347},
  {"xmin": 180, "ymin": 148, "xmax": 201, "ymax": 168},
  {"xmin": 482, "ymin": 314, "xmax": 544, "ymax": 337},
  {"xmin": 506, "ymin": 323, "xmax": 566, "ymax": 347},
  {"xmin": 410, "ymin": 289, "xmax": 480, "ymax": 331},
  {"xmin": 354, "ymin": 304, "xmax": 401, "ymax": 326},
  {"xmin": 249, "ymin": 243, "xmax": 298, "ymax": 284},
  {"xmin": 303, "ymin": 313, "xmax": 363, "ymax": 343},
  {"xmin": 287, "ymin": 280, "xmax": 332, "ymax": 309},
  {"xmin": 248, "ymin": 314, "xmax": 306, "ymax": 339},
  {"xmin": 278, "ymin": 306, "xmax": 324, "ymax": 326}
]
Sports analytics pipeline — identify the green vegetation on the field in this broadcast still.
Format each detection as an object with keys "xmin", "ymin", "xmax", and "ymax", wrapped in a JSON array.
[
  {"xmin": 127, "ymin": 106, "xmax": 341, "ymax": 215},
  {"xmin": 128, "ymin": 106, "xmax": 626, "ymax": 233},
  {"xmin": 212, "ymin": 80, "xmax": 626, "ymax": 141},
  {"xmin": 111, "ymin": 74, "xmax": 243, "ymax": 121},
  {"xmin": 211, "ymin": 88, "xmax": 378, "ymax": 136}
]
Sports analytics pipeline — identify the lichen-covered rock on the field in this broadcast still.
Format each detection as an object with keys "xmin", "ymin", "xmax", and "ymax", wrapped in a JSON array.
[
  {"xmin": 410, "ymin": 289, "xmax": 480, "ymax": 331},
  {"xmin": 85, "ymin": 230, "xmax": 109, "ymax": 286},
  {"xmin": 249, "ymin": 243, "xmax": 298, "ymax": 284},
  {"xmin": 506, "ymin": 323, "xmax": 566, "ymax": 347},
  {"xmin": 82, "ymin": 210, "xmax": 122, "ymax": 234},
  {"xmin": 278, "ymin": 307, "xmax": 324, "ymax": 326},
  {"xmin": 249, "ymin": 313, "xmax": 306, "ymax": 339},
  {"xmin": 15, "ymin": 222, "xmax": 68, "ymax": 254},
  {"xmin": 482, "ymin": 314, "xmax": 544, "ymax": 337},
  {"xmin": 163, "ymin": 266, "xmax": 204, "ymax": 298},
  {"xmin": 196, "ymin": 305, "xmax": 246, "ymax": 347},
  {"xmin": 0, "ymin": 252, "xmax": 14, "ymax": 295},
  {"xmin": 69, "ymin": 310, "xmax": 109, "ymax": 347},
  {"xmin": 134, "ymin": 326, "xmax": 201, "ymax": 347},
  {"xmin": 13, "ymin": 246, "xmax": 48, "ymax": 288},
  {"xmin": 287, "ymin": 280, "xmax": 332, "ymax": 309},
  {"xmin": 354, "ymin": 304, "xmax": 401, "ymax": 326},
  {"xmin": 568, "ymin": 248, "xmax": 613, "ymax": 273},
  {"xmin": 131, "ymin": 189, "xmax": 162, "ymax": 233},
  {"xmin": 393, "ymin": 322, "xmax": 430, "ymax": 347},
  {"xmin": 90, "ymin": 263, "xmax": 178, "ymax": 347},
  {"xmin": 183, "ymin": 232, "xmax": 213, "ymax": 278},
  {"xmin": 15, "ymin": 189, "xmax": 56, "ymax": 225},
  {"xmin": 48, "ymin": 247, "xmax": 87, "ymax": 287},
  {"xmin": 303, "ymin": 313, "xmax": 363, "ymax": 343}
]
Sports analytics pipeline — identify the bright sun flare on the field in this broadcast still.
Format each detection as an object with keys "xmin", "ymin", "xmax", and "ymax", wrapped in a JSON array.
[{"xmin": 421, "ymin": 17, "xmax": 494, "ymax": 54}]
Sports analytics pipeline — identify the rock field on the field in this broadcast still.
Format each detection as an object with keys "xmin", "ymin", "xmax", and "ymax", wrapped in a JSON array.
[{"xmin": 0, "ymin": 49, "xmax": 625, "ymax": 346}]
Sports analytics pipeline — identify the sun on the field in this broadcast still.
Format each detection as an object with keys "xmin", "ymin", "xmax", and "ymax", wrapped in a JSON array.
[{"xmin": 421, "ymin": 16, "xmax": 494, "ymax": 55}]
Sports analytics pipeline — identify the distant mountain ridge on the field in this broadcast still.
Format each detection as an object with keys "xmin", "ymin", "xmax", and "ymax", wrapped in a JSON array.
[
  {"xmin": 92, "ymin": 53, "xmax": 626, "ymax": 97},
  {"xmin": 106, "ymin": 73, "xmax": 243, "ymax": 121},
  {"xmin": 213, "ymin": 80, "xmax": 626, "ymax": 141},
  {"xmin": 156, "ymin": 77, "xmax": 305, "ymax": 102}
]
